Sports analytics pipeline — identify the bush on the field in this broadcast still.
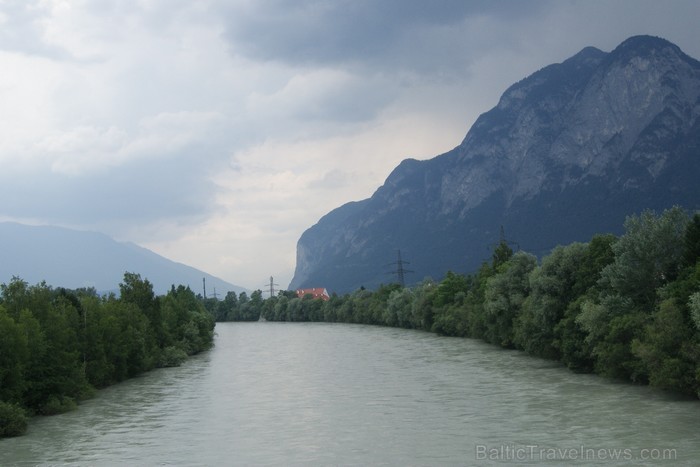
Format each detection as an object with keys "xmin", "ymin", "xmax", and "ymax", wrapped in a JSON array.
[
  {"xmin": 40, "ymin": 395, "xmax": 77, "ymax": 416},
  {"xmin": 0, "ymin": 401, "xmax": 29, "ymax": 438},
  {"xmin": 158, "ymin": 346, "xmax": 188, "ymax": 367}
]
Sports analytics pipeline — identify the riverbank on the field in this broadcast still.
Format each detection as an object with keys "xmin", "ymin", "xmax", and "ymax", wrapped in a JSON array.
[
  {"xmin": 217, "ymin": 208, "xmax": 700, "ymax": 400},
  {"xmin": 0, "ymin": 274, "xmax": 214, "ymax": 438}
]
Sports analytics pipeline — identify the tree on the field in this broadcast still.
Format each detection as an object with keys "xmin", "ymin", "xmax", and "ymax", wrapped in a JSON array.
[
  {"xmin": 0, "ymin": 401, "xmax": 28, "ymax": 437},
  {"xmin": 483, "ymin": 251, "xmax": 537, "ymax": 348},
  {"xmin": 0, "ymin": 306, "xmax": 28, "ymax": 404},
  {"xmin": 516, "ymin": 243, "xmax": 588, "ymax": 359},
  {"xmin": 578, "ymin": 208, "xmax": 690, "ymax": 381},
  {"xmin": 385, "ymin": 288, "xmax": 416, "ymax": 328},
  {"xmin": 600, "ymin": 207, "xmax": 688, "ymax": 308},
  {"xmin": 492, "ymin": 226, "xmax": 515, "ymax": 269},
  {"xmin": 548, "ymin": 234, "xmax": 617, "ymax": 371},
  {"xmin": 120, "ymin": 272, "xmax": 164, "ymax": 347},
  {"xmin": 632, "ymin": 299, "xmax": 698, "ymax": 395},
  {"xmin": 691, "ymin": 292, "xmax": 700, "ymax": 331},
  {"xmin": 682, "ymin": 213, "xmax": 700, "ymax": 268}
]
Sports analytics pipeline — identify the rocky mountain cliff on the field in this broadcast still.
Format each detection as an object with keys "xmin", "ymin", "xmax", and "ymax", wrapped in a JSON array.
[
  {"xmin": 0, "ymin": 222, "xmax": 247, "ymax": 296},
  {"xmin": 290, "ymin": 36, "xmax": 700, "ymax": 294}
]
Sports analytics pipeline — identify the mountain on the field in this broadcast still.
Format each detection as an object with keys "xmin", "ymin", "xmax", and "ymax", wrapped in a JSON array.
[
  {"xmin": 0, "ymin": 222, "xmax": 247, "ymax": 296},
  {"xmin": 290, "ymin": 35, "xmax": 700, "ymax": 294}
]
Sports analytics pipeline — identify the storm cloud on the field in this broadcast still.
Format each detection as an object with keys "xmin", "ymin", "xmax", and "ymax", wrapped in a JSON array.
[{"xmin": 1, "ymin": 0, "xmax": 698, "ymax": 289}]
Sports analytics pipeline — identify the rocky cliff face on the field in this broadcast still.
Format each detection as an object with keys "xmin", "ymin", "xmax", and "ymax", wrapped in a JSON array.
[{"xmin": 290, "ymin": 36, "xmax": 700, "ymax": 294}]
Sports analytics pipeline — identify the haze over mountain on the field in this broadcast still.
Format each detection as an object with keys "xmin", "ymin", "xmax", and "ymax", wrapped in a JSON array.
[
  {"xmin": 290, "ymin": 35, "xmax": 700, "ymax": 294},
  {"xmin": 0, "ymin": 222, "xmax": 247, "ymax": 296}
]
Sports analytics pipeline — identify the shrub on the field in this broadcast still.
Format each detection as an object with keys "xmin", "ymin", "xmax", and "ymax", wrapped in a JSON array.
[
  {"xmin": 40, "ymin": 395, "xmax": 77, "ymax": 416},
  {"xmin": 0, "ymin": 401, "xmax": 29, "ymax": 438},
  {"xmin": 158, "ymin": 346, "xmax": 188, "ymax": 367}
]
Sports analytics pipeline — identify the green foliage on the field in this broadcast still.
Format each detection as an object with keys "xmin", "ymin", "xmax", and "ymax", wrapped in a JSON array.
[
  {"xmin": 483, "ymin": 252, "xmax": 537, "ymax": 348},
  {"xmin": 691, "ymin": 292, "xmax": 700, "ymax": 331},
  {"xmin": 432, "ymin": 271, "xmax": 470, "ymax": 308},
  {"xmin": 578, "ymin": 207, "xmax": 692, "ymax": 383},
  {"xmin": 158, "ymin": 346, "xmax": 189, "ymax": 368},
  {"xmin": 632, "ymin": 299, "xmax": 698, "ymax": 394},
  {"xmin": 492, "ymin": 231, "xmax": 514, "ymax": 269},
  {"xmin": 224, "ymin": 206, "xmax": 700, "ymax": 399},
  {"xmin": 600, "ymin": 207, "xmax": 688, "ymax": 307},
  {"xmin": 214, "ymin": 290, "xmax": 262, "ymax": 321},
  {"xmin": 0, "ymin": 306, "xmax": 28, "ymax": 404},
  {"xmin": 682, "ymin": 213, "xmax": 700, "ymax": 268},
  {"xmin": 0, "ymin": 273, "xmax": 215, "ymax": 438},
  {"xmin": 516, "ymin": 243, "xmax": 588, "ymax": 358},
  {"xmin": 0, "ymin": 401, "xmax": 28, "ymax": 437},
  {"xmin": 554, "ymin": 297, "xmax": 595, "ymax": 372},
  {"xmin": 40, "ymin": 395, "xmax": 78, "ymax": 416}
]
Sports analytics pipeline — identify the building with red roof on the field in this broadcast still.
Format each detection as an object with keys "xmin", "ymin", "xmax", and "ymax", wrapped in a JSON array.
[{"xmin": 296, "ymin": 288, "xmax": 330, "ymax": 301}]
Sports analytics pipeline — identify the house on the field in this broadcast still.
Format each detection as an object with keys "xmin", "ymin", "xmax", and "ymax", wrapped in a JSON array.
[{"xmin": 296, "ymin": 287, "xmax": 330, "ymax": 301}]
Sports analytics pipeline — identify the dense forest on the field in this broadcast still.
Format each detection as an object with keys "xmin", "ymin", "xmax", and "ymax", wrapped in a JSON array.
[
  {"xmin": 0, "ymin": 273, "xmax": 214, "ymax": 438},
  {"xmin": 215, "ymin": 207, "xmax": 700, "ymax": 399}
]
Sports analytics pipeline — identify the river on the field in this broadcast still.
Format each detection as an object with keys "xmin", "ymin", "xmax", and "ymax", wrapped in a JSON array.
[{"xmin": 1, "ymin": 322, "xmax": 699, "ymax": 466}]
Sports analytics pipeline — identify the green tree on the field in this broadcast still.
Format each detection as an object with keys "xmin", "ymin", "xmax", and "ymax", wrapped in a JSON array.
[
  {"xmin": 682, "ymin": 213, "xmax": 700, "ymax": 268},
  {"xmin": 0, "ymin": 306, "xmax": 28, "ymax": 404},
  {"xmin": 691, "ymin": 292, "xmax": 700, "ymax": 330},
  {"xmin": 120, "ymin": 272, "xmax": 163, "ymax": 347},
  {"xmin": 483, "ymin": 252, "xmax": 537, "ymax": 348},
  {"xmin": 600, "ymin": 207, "xmax": 688, "ymax": 308},
  {"xmin": 579, "ymin": 208, "xmax": 690, "ymax": 381},
  {"xmin": 492, "ymin": 231, "xmax": 514, "ymax": 269},
  {"xmin": 161, "ymin": 285, "xmax": 214, "ymax": 355},
  {"xmin": 632, "ymin": 299, "xmax": 698, "ymax": 395},
  {"xmin": 516, "ymin": 243, "xmax": 588, "ymax": 359},
  {"xmin": 554, "ymin": 234, "xmax": 616, "ymax": 372},
  {"xmin": 0, "ymin": 401, "xmax": 28, "ymax": 437}
]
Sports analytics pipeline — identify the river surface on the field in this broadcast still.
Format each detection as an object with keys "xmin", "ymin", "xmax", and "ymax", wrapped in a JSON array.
[{"xmin": 1, "ymin": 322, "xmax": 699, "ymax": 466}]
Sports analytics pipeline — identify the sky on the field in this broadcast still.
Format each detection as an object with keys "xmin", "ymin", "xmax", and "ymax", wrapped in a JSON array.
[{"xmin": 1, "ymin": 0, "xmax": 699, "ymax": 291}]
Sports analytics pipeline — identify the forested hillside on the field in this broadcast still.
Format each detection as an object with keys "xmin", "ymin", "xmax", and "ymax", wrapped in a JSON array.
[
  {"xmin": 232, "ymin": 207, "xmax": 700, "ymax": 399},
  {"xmin": 0, "ymin": 273, "xmax": 214, "ymax": 438}
]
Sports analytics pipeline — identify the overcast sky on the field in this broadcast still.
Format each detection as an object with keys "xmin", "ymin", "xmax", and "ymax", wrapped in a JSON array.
[{"xmin": 1, "ymin": 0, "xmax": 698, "ymax": 291}]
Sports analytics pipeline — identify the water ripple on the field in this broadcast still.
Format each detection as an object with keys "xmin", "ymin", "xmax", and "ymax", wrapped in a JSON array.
[{"xmin": 1, "ymin": 322, "xmax": 699, "ymax": 466}]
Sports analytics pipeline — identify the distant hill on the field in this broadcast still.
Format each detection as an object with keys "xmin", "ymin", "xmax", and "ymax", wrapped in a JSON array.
[
  {"xmin": 0, "ymin": 222, "xmax": 247, "ymax": 296},
  {"xmin": 290, "ymin": 35, "xmax": 700, "ymax": 294}
]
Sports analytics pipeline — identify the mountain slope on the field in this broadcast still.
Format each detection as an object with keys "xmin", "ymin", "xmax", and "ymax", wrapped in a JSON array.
[
  {"xmin": 0, "ymin": 222, "xmax": 247, "ymax": 296},
  {"xmin": 290, "ymin": 35, "xmax": 700, "ymax": 294}
]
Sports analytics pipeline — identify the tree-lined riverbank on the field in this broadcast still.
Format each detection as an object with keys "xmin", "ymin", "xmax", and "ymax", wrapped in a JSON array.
[
  {"xmin": 216, "ymin": 207, "xmax": 700, "ymax": 399},
  {"xmin": 0, "ymin": 273, "xmax": 214, "ymax": 437}
]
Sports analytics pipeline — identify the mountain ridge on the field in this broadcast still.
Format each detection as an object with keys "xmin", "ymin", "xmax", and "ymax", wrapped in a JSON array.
[
  {"xmin": 290, "ymin": 35, "xmax": 700, "ymax": 294},
  {"xmin": 0, "ymin": 222, "xmax": 247, "ymax": 296}
]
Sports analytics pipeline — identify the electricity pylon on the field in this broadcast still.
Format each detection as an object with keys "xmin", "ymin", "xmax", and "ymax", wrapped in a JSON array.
[{"xmin": 387, "ymin": 249, "xmax": 414, "ymax": 287}]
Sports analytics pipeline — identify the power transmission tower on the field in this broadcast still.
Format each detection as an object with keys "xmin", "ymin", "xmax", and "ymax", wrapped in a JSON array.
[
  {"xmin": 387, "ymin": 249, "xmax": 414, "ymax": 287},
  {"xmin": 492, "ymin": 225, "xmax": 520, "ymax": 251},
  {"xmin": 489, "ymin": 225, "xmax": 520, "ymax": 267},
  {"xmin": 263, "ymin": 276, "xmax": 279, "ymax": 297}
]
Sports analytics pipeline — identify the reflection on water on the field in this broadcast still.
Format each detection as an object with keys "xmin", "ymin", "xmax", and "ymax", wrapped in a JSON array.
[{"xmin": 1, "ymin": 322, "xmax": 698, "ymax": 465}]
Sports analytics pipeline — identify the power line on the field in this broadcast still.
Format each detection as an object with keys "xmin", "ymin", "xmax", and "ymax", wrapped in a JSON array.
[
  {"xmin": 202, "ymin": 277, "xmax": 220, "ymax": 300},
  {"xmin": 386, "ymin": 249, "xmax": 414, "ymax": 287},
  {"xmin": 489, "ymin": 225, "xmax": 520, "ymax": 252},
  {"xmin": 262, "ymin": 276, "xmax": 279, "ymax": 297}
]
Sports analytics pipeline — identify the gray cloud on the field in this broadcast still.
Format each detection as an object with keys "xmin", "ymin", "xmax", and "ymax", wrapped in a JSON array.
[
  {"xmin": 0, "ymin": 1, "xmax": 75, "ymax": 59},
  {"xmin": 220, "ymin": 0, "xmax": 550, "ymax": 74},
  {"xmin": 1, "ymin": 148, "xmax": 214, "ymax": 231},
  {"xmin": 0, "ymin": 0, "xmax": 698, "ymax": 289}
]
